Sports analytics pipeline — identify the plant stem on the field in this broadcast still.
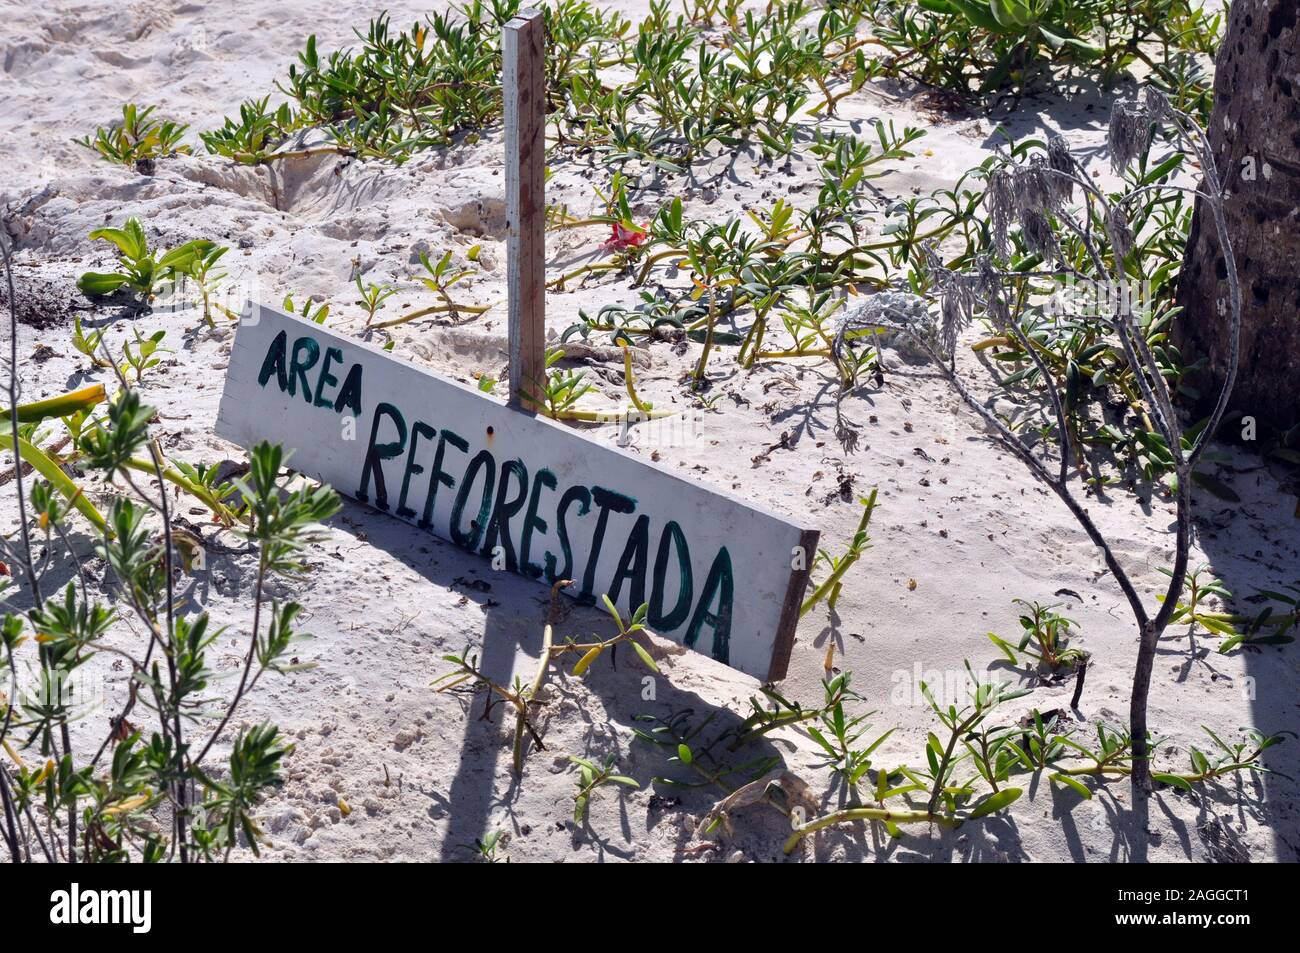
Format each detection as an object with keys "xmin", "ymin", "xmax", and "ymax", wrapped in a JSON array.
[
  {"xmin": 800, "ymin": 488, "xmax": 877, "ymax": 616},
  {"xmin": 784, "ymin": 807, "xmax": 952, "ymax": 854},
  {"xmin": 512, "ymin": 581, "xmax": 568, "ymax": 775},
  {"xmin": 691, "ymin": 290, "xmax": 719, "ymax": 390}
]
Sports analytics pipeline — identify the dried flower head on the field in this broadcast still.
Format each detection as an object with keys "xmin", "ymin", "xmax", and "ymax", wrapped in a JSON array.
[
  {"xmin": 1108, "ymin": 99, "xmax": 1154, "ymax": 175},
  {"xmin": 1143, "ymin": 86, "xmax": 1175, "ymax": 123},
  {"xmin": 922, "ymin": 244, "xmax": 979, "ymax": 359},
  {"xmin": 987, "ymin": 167, "xmax": 1016, "ymax": 260},
  {"xmin": 1021, "ymin": 210, "xmax": 1062, "ymax": 264},
  {"xmin": 1045, "ymin": 136, "xmax": 1075, "ymax": 203},
  {"xmin": 1015, "ymin": 156, "xmax": 1061, "ymax": 217},
  {"xmin": 975, "ymin": 257, "xmax": 1013, "ymax": 331},
  {"xmin": 1106, "ymin": 206, "xmax": 1134, "ymax": 265},
  {"xmin": 986, "ymin": 154, "xmax": 1067, "ymax": 265}
]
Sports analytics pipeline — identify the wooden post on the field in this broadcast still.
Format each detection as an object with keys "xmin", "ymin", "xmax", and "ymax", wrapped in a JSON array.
[{"xmin": 504, "ymin": 8, "xmax": 546, "ymax": 412}]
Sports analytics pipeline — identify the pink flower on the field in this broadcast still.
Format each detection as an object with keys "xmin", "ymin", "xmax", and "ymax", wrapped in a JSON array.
[{"xmin": 605, "ymin": 221, "xmax": 648, "ymax": 251}]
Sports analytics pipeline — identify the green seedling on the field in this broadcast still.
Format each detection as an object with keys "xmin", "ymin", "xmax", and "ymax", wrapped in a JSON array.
[
  {"xmin": 988, "ymin": 599, "xmax": 1087, "ymax": 673},
  {"xmin": 524, "ymin": 347, "xmax": 596, "ymax": 421},
  {"xmin": 1156, "ymin": 565, "xmax": 1237, "ymax": 641},
  {"xmin": 371, "ymin": 250, "xmax": 489, "ymax": 328},
  {"xmin": 1012, "ymin": 708, "xmax": 1074, "ymax": 770},
  {"xmin": 200, "ymin": 97, "xmax": 298, "ymax": 164},
  {"xmin": 118, "ymin": 328, "xmax": 170, "ymax": 383},
  {"xmin": 1158, "ymin": 572, "xmax": 1300, "ymax": 654},
  {"xmin": 1052, "ymin": 723, "xmax": 1291, "ymax": 796},
  {"xmin": 71, "ymin": 318, "xmax": 110, "ymax": 368},
  {"xmin": 435, "ymin": 585, "xmax": 561, "ymax": 777},
  {"xmin": 283, "ymin": 293, "xmax": 330, "ymax": 325},
  {"xmin": 1050, "ymin": 722, "xmax": 1137, "ymax": 795},
  {"xmin": 755, "ymin": 291, "xmax": 843, "ymax": 366},
  {"xmin": 186, "ymin": 245, "xmax": 234, "ymax": 326},
  {"xmin": 569, "ymin": 754, "xmax": 639, "ymax": 824},
  {"xmin": 1223, "ymin": 583, "xmax": 1300, "ymax": 652},
  {"xmin": 165, "ymin": 457, "xmax": 247, "ymax": 526},
  {"xmin": 434, "ymin": 584, "xmax": 659, "ymax": 777},
  {"xmin": 728, "ymin": 677, "xmax": 853, "ymax": 748},
  {"xmin": 1159, "ymin": 727, "xmax": 1295, "ymax": 790},
  {"xmin": 803, "ymin": 672, "xmax": 893, "ymax": 800},
  {"xmin": 413, "ymin": 249, "xmax": 482, "ymax": 317},
  {"xmin": 473, "ymin": 830, "xmax": 510, "ymax": 862},
  {"xmin": 784, "ymin": 662, "xmax": 1031, "ymax": 854},
  {"xmin": 910, "ymin": 663, "xmax": 1033, "ymax": 816},
  {"xmin": 962, "ymin": 723, "xmax": 1026, "ymax": 794},
  {"xmin": 355, "ymin": 276, "xmax": 398, "ymax": 327},
  {"xmin": 77, "ymin": 218, "xmax": 215, "ymax": 304},
  {"xmin": 76, "ymin": 104, "xmax": 191, "ymax": 170},
  {"xmin": 553, "ymin": 596, "xmax": 660, "ymax": 678}
]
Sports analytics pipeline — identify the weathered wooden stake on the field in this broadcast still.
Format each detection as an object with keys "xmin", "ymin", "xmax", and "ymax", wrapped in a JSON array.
[{"xmin": 504, "ymin": 8, "xmax": 546, "ymax": 412}]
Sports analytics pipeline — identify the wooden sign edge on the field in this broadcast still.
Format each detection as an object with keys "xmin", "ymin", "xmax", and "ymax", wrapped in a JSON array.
[
  {"xmin": 767, "ymin": 527, "xmax": 819, "ymax": 683},
  {"xmin": 218, "ymin": 301, "xmax": 822, "ymax": 684}
]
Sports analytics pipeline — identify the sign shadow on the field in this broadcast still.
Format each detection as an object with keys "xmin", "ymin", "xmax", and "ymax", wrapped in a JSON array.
[{"xmin": 327, "ymin": 500, "xmax": 818, "ymax": 862}]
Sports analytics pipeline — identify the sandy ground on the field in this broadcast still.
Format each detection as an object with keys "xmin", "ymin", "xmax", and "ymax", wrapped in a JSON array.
[{"xmin": 1, "ymin": 0, "xmax": 1296, "ymax": 862}]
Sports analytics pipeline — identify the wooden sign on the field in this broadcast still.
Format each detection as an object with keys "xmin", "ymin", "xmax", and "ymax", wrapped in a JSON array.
[{"xmin": 215, "ymin": 305, "xmax": 818, "ymax": 680}]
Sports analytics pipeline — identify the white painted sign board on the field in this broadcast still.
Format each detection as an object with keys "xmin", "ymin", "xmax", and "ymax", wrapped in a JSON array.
[{"xmin": 216, "ymin": 304, "xmax": 818, "ymax": 680}]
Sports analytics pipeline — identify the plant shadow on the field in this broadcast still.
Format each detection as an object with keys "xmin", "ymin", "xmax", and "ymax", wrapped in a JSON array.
[{"xmin": 1176, "ymin": 450, "xmax": 1300, "ymax": 861}]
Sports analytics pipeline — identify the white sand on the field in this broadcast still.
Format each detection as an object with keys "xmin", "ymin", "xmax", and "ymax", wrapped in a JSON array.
[{"xmin": 2, "ymin": 0, "xmax": 1296, "ymax": 862}]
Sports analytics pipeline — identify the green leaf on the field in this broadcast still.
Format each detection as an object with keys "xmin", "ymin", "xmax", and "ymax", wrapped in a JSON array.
[
  {"xmin": 1218, "ymin": 633, "xmax": 1247, "ymax": 653},
  {"xmin": 685, "ymin": 328, "xmax": 744, "ymax": 345},
  {"xmin": 88, "ymin": 221, "xmax": 146, "ymax": 260},
  {"xmin": 77, "ymin": 272, "xmax": 129, "ymax": 297},
  {"xmin": 1152, "ymin": 772, "xmax": 1194, "ymax": 792},
  {"xmin": 158, "ymin": 240, "xmax": 216, "ymax": 273},
  {"xmin": 0, "ymin": 384, "xmax": 105, "ymax": 424},
  {"xmin": 600, "ymin": 593, "xmax": 623, "ymax": 628},
  {"xmin": 1197, "ymin": 616, "xmax": 1238, "ymax": 637},
  {"xmin": 1139, "ymin": 153, "xmax": 1184, "ymax": 185},
  {"xmin": 14, "ymin": 436, "xmax": 108, "ymax": 533},
  {"xmin": 947, "ymin": 0, "xmax": 1004, "ymax": 31},
  {"xmin": 968, "ymin": 786, "xmax": 1022, "ymax": 819},
  {"xmin": 1050, "ymin": 772, "xmax": 1093, "ymax": 800},
  {"xmin": 806, "ymin": 726, "xmax": 839, "ymax": 759},
  {"xmin": 987, "ymin": 632, "xmax": 1018, "ymax": 663},
  {"xmin": 989, "ymin": 0, "xmax": 1031, "ymax": 29},
  {"xmin": 630, "ymin": 638, "xmax": 659, "ymax": 674}
]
